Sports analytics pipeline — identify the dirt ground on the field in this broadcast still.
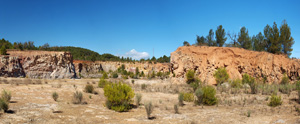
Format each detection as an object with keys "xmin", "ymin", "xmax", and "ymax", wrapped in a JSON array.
[{"xmin": 0, "ymin": 77, "xmax": 300, "ymax": 124}]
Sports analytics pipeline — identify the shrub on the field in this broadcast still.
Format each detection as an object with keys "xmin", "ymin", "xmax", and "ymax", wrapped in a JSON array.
[
  {"xmin": 0, "ymin": 98, "xmax": 9, "ymax": 112},
  {"xmin": 141, "ymin": 84, "xmax": 147, "ymax": 90},
  {"xmin": 202, "ymin": 86, "xmax": 217, "ymax": 105},
  {"xmin": 213, "ymin": 68, "xmax": 229, "ymax": 84},
  {"xmin": 195, "ymin": 88, "xmax": 203, "ymax": 105},
  {"xmin": 52, "ymin": 92, "xmax": 59, "ymax": 101},
  {"xmin": 1, "ymin": 90, "xmax": 11, "ymax": 102},
  {"xmin": 102, "ymin": 72, "xmax": 108, "ymax": 79},
  {"xmin": 145, "ymin": 101, "xmax": 154, "ymax": 119},
  {"xmin": 189, "ymin": 79, "xmax": 202, "ymax": 91},
  {"xmin": 72, "ymin": 91, "xmax": 83, "ymax": 104},
  {"xmin": 183, "ymin": 93, "xmax": 194, "ymax": 102},
  {"xmin": 242, "ymin": 74, "xmax": 257, "ymax": 94},
  {"xmin": 84, "ymin": 84, "xmax": 94, "ymax": 93},
  {"xmin": 268, "ymin": 94, "xmax": 282, "ymax": 107},
  {"xmin": 186, "ymin": 70, "xmax": 195, "ymax": 84},
  {"xmin": 174, "ymin": 104, "xmax": 179, "ymax": 114},
  {"xmin": 242, "ymin": 74, "xmax": 251, "ymax": 84},
  {"xmin": 230, "ymin": 79, "xmax": 242, "ymax": 88},
  {"xmin": 135, "ymin": 93, "xmax": 142, "ymax": 107},
  {"xmin": 104, "ymin": 82, "xmax": 135, "ymax": 112},
  {"xmin": 112, "ymin": 72, "xmax": 118, "ymax": 78},
  {"xmin": 98, "ymin": 78, "xmax": 109, "ymax": 88},
  {"xmin": 279, "ymin": 84, "xmax": 292, "ymax": 94},
  {"xmin": 156, "ymin": 71, "xmax": 163, "ymax": 77},
  {"xmin": 178, "ymin": 93, "xmax": 184, "ymax": 106},
  {"xmin": 281, "ymin": 74, "xmax": 289, "ymax": 84}
]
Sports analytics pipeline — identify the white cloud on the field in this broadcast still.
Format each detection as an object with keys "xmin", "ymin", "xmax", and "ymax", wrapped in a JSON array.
[{"xmin": 120, "ymin": 49, "xmax": 150, "ymax": 60}]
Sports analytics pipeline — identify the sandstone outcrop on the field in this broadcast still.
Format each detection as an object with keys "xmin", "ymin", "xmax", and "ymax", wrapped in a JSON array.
[
  {"xmin": 171, "ymin": 46, "xmax": 300, "ymax": 85},
  {"xmin": 0, "ymin": 50, "xmax": 76, "ymax": 79},
  {"xmin": 74, "ymin": 60, "xmax": 170, "ymax": 78}
]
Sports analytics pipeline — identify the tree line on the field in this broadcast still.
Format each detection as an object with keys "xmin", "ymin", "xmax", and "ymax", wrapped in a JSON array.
[
  {"xmin": 183, "ymin": 20, "xmax": 295, "ymax": 57},
  {"xmin": 0, "ymin": 39, "xmax": 170, "ymax": 63}
]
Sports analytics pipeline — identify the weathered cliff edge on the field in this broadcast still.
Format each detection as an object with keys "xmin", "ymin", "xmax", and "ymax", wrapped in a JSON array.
[
  {"xmin": 171, "ymin": 46, "xmax": 300, "ymax": 85},
  {"xmin": 73, "ymin": 60, "xmax": 170, "ymax": 78},
  {"xmin": 0, "ymin": 50, "xmax": 76, "ymax": 79}
]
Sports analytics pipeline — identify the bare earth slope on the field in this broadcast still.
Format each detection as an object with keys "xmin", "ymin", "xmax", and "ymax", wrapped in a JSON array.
[{"xmin": 171, "ymin": 46, "xmax": 300, "ymax": 85}]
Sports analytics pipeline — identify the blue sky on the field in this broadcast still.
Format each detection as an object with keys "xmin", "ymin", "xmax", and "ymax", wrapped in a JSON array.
[{"xmin": 0, "ymin": 0, "xmax": 300, "ymax": 59}]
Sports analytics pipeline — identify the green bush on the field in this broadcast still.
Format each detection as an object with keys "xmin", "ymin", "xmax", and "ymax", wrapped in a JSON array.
[
  {"xmin": 195, "ymin": 88, "xmax": 203, "ymax": 105},
  {"xmin": 1, "ymin": 90, "xmax": 11, "ymax": 102},
  {"xmin": 178, "ymin": 93, "xmax": 184, "ymax": 106},
  {"xmin": 84, "ymin": 84, "xmax": 94, "ymax": 93},
  {"xmin": 52, "ymin": 92, "xmax": 59, "ymax": 101},
  {"xmin": 186, "ymin": 70, "xmax": 195, "ymax": 84},
  {"xmin": 189, "ymin": 79, "xmax": 202, "ymax": 91},
  {"xmin": 242, "ymin": 74, "xmax": 257, "ymax": 94},
  {"xmin": 112, "ymin": 72, "xmax": 118, "ymax": 78},
  {"xmin": 104, "ymin": 82, "xmax": 135, "ymax": 112},
  {"xmin": 72, "ymin": 91, "xmax": 83, "ymax": 104},
  {"xmin": 230, "ymin": 79, "xmax": 242, "ymax": 88},
  {"xmin": 268, "ymin": 94, "xmax": 282, "ymax": 107},
  {"xmin": 98, "ymin": 78, "xmax": 109, "ymax": 88},
  {"xmin": 135, "ymin": 93, "xmax": 142, "ymax": 107},
  {"xmin": 279, "ymin": 84, "xmax": 293, "ymax": 94},
  {"xmin": 0, "ymin": 98, "xmax": 9, "ymax": 112},
  {"xmin": 183, "ymin": 93, "xmax": 194, "ymax": 102},
  {"xmin": 213, "ymin": 68, "xmax": 229, "ymax": 84},
  {"xmin": 281, "ymin": 74, "xmax": 289, "ymax": 84},
  {"xmin": 202, "ymin": 86, "xmax": 217, "ymax": 105},
  {"xmin": 102, "ymin": 72, "xmax": 108, "ymax": 79}
]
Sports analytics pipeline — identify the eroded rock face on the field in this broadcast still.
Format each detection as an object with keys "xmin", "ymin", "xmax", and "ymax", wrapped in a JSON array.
[
  {"xmin": 171, "ymin": 46, "xmax": 300, "ymax": 85},
  {"xmin": 0, "ymin": 50, "xmax": 76, "ymax": 79},
  {"xmin": 73, "ymin": 60, "xmax": 170, "ymax": 78}
]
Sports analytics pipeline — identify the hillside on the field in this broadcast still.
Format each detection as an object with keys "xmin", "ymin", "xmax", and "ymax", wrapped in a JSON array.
[{"xmin": 171, "ymin": 46, "xmax": 300, "ymax": 85}]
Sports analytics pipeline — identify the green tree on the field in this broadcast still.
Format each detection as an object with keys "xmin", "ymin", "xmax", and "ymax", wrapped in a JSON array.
[
  {"xmin": 215, "ymin": 25, "xmax": 227, "ymax": 47},
  {"xmin": 196, "ymin": 35, "xmax": 207, "ymax": 46},
  {"xmin": 253, "ymin": 32, "xmax": 266, "ymax": 51},
  {"xmin": 183, "ymin": 41, "xmax": 190, "ymax": 46},
  {"xmin": 0, "ymin": 45, "xmax": 7, "ymax": 55},
  {"xmin": 238, "ymin": 27, "xmax": 252, "ymax": 50},
  {"xmin": 206, "ymin": 29, "xmax": 216, "ymax": 46},
  {"xmin": 280, "ymin": 20, "xmax": 294, "ymax": 57},
  {"xmin": 267, "ymin": 22, "xmax": 281, "ymax": 54}
]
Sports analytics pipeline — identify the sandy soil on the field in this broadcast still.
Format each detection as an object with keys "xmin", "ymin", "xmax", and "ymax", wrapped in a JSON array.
[{"xmin": 0, "ymin": 77, "xmax": 300, "ymax": 124}]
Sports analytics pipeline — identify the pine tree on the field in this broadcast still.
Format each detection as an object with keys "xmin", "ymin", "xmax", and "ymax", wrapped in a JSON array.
[
  {"xmin": 280, "ymin": 20, "xmax": 294, "ymax": 57},
  {"xmin": 0, "ymin": 45, "xmax": 7, "ymax": 55},
  {"xmin": 267, "ymin": 22, "xmax": 281, "ymax": 54},
  {"xmin": 253, "ymin": 32, "xmax": 266, "ymax": 51},
  {"xmin": 238, "ymin": 27, "xmax": 252, "ymax": 50},
  {"xmin": 215, "ymin": 25, "xmax": 227, "ymax": 47},
  {"xmin": 196, "ymin": 35, "xmax": 207, "ymax": 46},
  {"xmin": 206, "ymin": 29, "xmax": 216, "ymax": 46}
]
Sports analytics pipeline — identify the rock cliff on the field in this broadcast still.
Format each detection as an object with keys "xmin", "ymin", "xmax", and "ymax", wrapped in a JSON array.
[
  {"xmin": 0, "ymin": 50, "xmax": 76, "ymax": 79},
  {"xmin": 171, "ymin": 46, "xmax": 300, "ymax": 85},
  {"xmin": 73, "ymin": 60, "xmax": 170, "ymax": 78}
]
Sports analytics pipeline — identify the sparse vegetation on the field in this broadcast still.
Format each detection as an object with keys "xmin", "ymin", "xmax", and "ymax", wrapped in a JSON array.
[
  {"xmin": 174, "ymin": 104, "xmax": 179, "ymax": 114},
  {"xmin": 135, "ymin": 93, "xmax": 142, "ymax": 107},
  {"xmin": 0, "ymin": 98, "xmax": 9, "ymax": 112},
  {"xmin": 178, "ymin": 93, "xmax": 184, "ymax": 106},
  {"xmin": 280, "ymin": 74, "xmax": 289, "ymax": 84},
  {"xmin": 214, "ymin": 68, "xmax": 229, "ymax": 84},
  {"xmin": 104, "ymin": 82, "xmax": 135, "ymax": 112},
  {"xmin": 98, "ymin": 78, "xmax": 109, "ymax": 88},
  {"xmin": 195, "ymin": 88, "xmax": 203, "ymax": 105},
  {"xmin": 102, "ymin": 72, "xmax": 108, "ymax": 79},
  {"xmin": 141, "ymin": 84, "xmax": 147, "ymax": 90},
  {"xmin": 1, "ymin": 90, "xmax": 11, "ymax": 102},
  {"xmin": 52, "ymin": 92, "xmax": 59, "ymax": 101},
  {"xmin": 72, "ymin": 91, "xmax": 83, "ymax": 104},
  {"xmin": 84, "ymin": 84, "xmax": 94, "ymax": 93},
  {"xmin": 145, "ymin": 101, "xmax": 154, "ymax": 119}
]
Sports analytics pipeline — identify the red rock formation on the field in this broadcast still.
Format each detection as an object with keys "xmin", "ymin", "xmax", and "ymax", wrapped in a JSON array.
[{"xmin": 171, "ymin": 46, "xmax": 300, "ymax": 85}]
